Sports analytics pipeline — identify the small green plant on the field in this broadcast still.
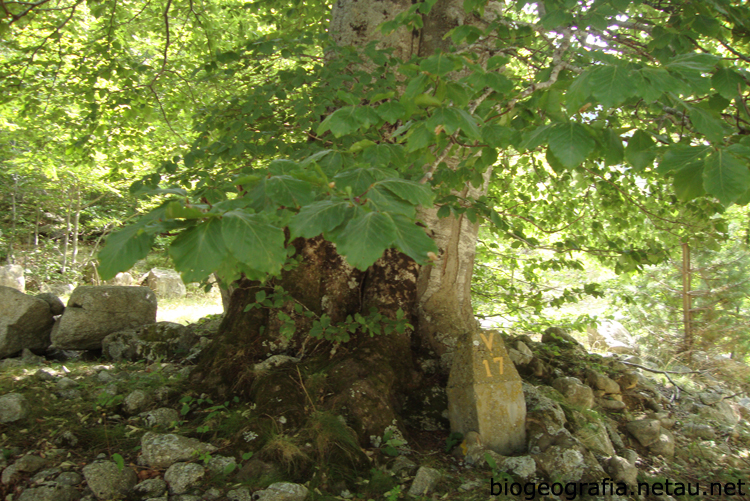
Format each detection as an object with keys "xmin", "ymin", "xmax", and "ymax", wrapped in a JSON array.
[
  {"xmin": 244, "ymin": 286, "xmax": 412, "ymax": 342},
  {"xmin": 445, "ymin": 432, "xmax": 463, "ymax": 453},
  {"xmin": 385, "ymin": 485, "xmax": 402, "ymax": 501},
  {"xmin": 379, "ymin": 427, "xmax": 408, "ymax": 457},
  {"xmin": 112, "ymin": 453, "xmax": 125, "ymax": 472}
]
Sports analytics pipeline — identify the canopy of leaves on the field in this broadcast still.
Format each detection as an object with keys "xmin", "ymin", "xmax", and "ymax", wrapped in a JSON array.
[{"xmin": 2, "ymin": 0, "xmax": 750, "ymax": 289}]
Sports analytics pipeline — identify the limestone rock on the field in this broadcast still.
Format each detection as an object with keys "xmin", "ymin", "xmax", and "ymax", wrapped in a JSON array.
[
  {"xmin": 226, "ymin": 488, "xmax": 253, "ymax": 501},
  {"xmin": 596, "ymin": 398, "xmax": 627, "ymax": 411},
  {"xmin": 109, "ymin": 272, "xmax": 134, "ymax": 286},
  {"xmin": 586, "ymin": 370, "xmax": 621, "ymax": 394},
  {"xmin": 133, "ymin": 478, "xmax": 168, "ymax": 498},
  {"xmin": 408, "ymin": 466, "xmax": 441, "ymax": 497},
  {"xmin": 625, "ymin": 419, "xmax": 661, "ymax": 447},
  {"xmin": 523, "ymin": 383, "xmax": 572, "ymax": 453},
  {"xmin": 141, "ymin": 268, "xmax": 186, "ymax": 298},
  {"xmin": 649, "ymin": 428, "xmax": 675, "ymax": 458},
  {"xmin": 447, "ymin": 331, "xmax": 526, "ymax": 455},
  {"xmin": 552, "ymin": 377, "xmax": 594, "ymax": 409},
  {"xmin": 532, "ymin": 445, "xmax": 586, "ymax": 483},
  {"xmin": 616, "ymin": 373, "xmax": 638, "ymax": 391},
  {"xmin": 207, "ymin": 455, "xmax": 237, "ymax": 474},
  {"xmin": 35, "ymin": 293, "xmax": 65, "ymax": 315},
  {"xmin": 0, "ymin": 286, "xmax": 54, "ymax": 358},
  {"xmin": 574, "ymin": 420, "xmax": 615, "ymax": 457},
  {"xmin": 605, "ymin": 455, "xmax": 638, "ymax": 486},
  {"xmin": 0, "ymin": 264, "xmax": 24, "ymax": 292},
  {"xmin": 254, "ymin": 354, "xmax": 300, "ymax": 372},
  {"xmin": 682, "ymin": 423, "xmax": 716, "ymax": 440},
  {"xmin": 102, "ymin": 322, "xmax": 193, "ymax": 362},
  {"xmin": 139, "ymin": 432, "xmax": 217, "ymax": 469},
  {"xmin": 122, "ymin": 389, "xmax": 152, "ymax": 415},
  {"xmin": 17, "ymin": 485, "xmax": 79, "ymax": 501},
  {"xmin": 0, "ymin": 393, "xmax": 29, "ymax": 423},
  {"xmin": 140, "ymin": 407, "xmax": 180, "ymax": 428},
  {"xmin": 165, "ymin": 462, "xmax": 205, "ymax": 495},
  {"xmin": 483, "ymin": 451, "xmax": 536, "ymax": 479},
  {"xmin": 508, "ymin": 348, "xmax": 533, "ymax": 367},
  {"xmin": 50, "ymin": 286, "xmax": 157, "ymax": 350},
  {"xmin": 542, "ymin": 326, "xmax": 583, "ymax": 348},
  {"xmin": 587, "ymin": 320, "xmax": 639, "ymax": 354},
  {"xmin": 254, "ymin": 482, "xmax": 309, "ymax": 501},
  {"xmin": 82, "ymin": 460, "xmax": 137, "ymax": 500},
  {"xmin": 699, "ymin": 391, "xmax": 723, "ymax": 406}
]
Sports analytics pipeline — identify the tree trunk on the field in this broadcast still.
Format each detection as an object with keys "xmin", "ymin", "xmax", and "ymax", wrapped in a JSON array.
[
  {"xmin": 61, "ymin": 190, "xmax": 71, "ymax": 274},
  {"xmin": 195, "ymin": 0, "xmax": 485, "ymax": 449},
  {"xmin": 72, "ymin": 185, "xmax": 81, "ymax": 266}
]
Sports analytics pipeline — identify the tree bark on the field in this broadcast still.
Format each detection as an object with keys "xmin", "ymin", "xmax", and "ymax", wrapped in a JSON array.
[{"xmin": 72, "ymin": 184, "xmax": 81, "ymax": 266}]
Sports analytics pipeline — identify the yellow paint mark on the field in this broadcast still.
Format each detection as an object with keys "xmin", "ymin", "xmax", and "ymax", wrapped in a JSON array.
[
  {"xmin": 494, "ymin": 357, "xmax": 504, "ymax": 375},
  {"xmin": 479, "ymin": 331, "xmax": 494, "ymax": 352},
  {"xmin": 482, "ymin": 359, "xmax": 492, "ymax": 377}
]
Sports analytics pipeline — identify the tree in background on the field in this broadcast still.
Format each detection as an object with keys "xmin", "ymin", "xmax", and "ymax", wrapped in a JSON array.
[{"xmin": 4, "ymin": 0, "xmax": 750, "ymax": 446}]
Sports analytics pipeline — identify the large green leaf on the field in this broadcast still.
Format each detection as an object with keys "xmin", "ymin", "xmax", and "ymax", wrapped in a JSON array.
[
  {"xmin": 712, "ymin": 68, "xmax": 746, "ymax": 100},
  {"xmin": 289, "ymin": 200, "xmax": 350, "ymax": 239},
  {"xmin": 388, "ymin": 214, "xmax": 437, "ymax": 263},
  {"xmin": 266, "ymin": 175, "xmax": 315, "ymax": 208},
  {"xmin": 366, "ymin": 186, "xmax": 416, "ymax": 217},
  {"xmin": 703, "ymin": 149, "xmax": 750, "ymax": 205},
  {"xmin": 624, "ymin": 131, "xmax": 656, "ymax": 171},
  {"xmin": 317, "ymin": 106, "xmax": 359, "ymax": 137},
  {"xmin": 335, "ymin": 211, "xmax": 398, "ymax": 270},
  {"xmin": 420, "ymin": 54, "xmax": 456, "ymax": 77},
  {"xmin": 98, "ymin": 224, "xmax": 155, "ymax": 280},
  {"xmin": 334, "ymin": 168, "xmax": 376, "ymax": 194},
  {"xmin": 221, "ymin": 210, "xmax": 286, "ymax": 275},
  {"xmin": 656, "ymin": 145, "xmax": 710, "ymax": 174},
  {"xmin": 547, "ymin": 122, "xmax": 595, "ymax": 168},
  {"xmin": 374, "ymin": 178, "xmax": 434, "ymax": 207},
  {"xmin": 169, "ymin": 218, "xmax": 228, "ymax": 282},
  {"xmin": 376, "ymin": 101, "xmax": 407, "ymax": 124},
  {"xmin": 588, "ymin": 65, "xmax": 634, "ymax": 109},
  {"xmin": 690, "ymin": 108, "xmax": 726, "ymax": 143},
  {"xmin": 673, "ymin": 162, "xmax": 706, "ymax": 201}
]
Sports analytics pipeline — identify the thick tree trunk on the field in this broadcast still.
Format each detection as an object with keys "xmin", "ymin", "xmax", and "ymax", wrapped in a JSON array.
[{"xmin": 195, "ymin": 0, "xmax": 486, "ymax": 449}]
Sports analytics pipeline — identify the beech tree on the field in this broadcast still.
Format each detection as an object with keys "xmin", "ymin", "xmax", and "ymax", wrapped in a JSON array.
[{"xmin": 4, "ymin": 0, "xmax": 750, "ymax": 444}]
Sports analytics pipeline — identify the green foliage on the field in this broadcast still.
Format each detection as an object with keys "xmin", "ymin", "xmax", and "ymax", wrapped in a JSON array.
[
  {"xmin": 3, "ymin": 0, "xmax": 750, "ymax": 355},
  {"xmin": 111, "ymin": 453, "xmax": 125, "ymax": 472}
]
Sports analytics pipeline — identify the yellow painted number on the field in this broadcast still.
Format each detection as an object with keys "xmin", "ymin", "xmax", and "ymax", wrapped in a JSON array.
[{"xmin": 482, "ymin": 357, "xmax": 504, "ymax": 377}]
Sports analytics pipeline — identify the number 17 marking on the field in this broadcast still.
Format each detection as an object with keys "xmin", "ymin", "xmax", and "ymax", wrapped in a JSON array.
[{"xmin": 482, "ymin": 357, "xmax": 504, "ymax": 377}]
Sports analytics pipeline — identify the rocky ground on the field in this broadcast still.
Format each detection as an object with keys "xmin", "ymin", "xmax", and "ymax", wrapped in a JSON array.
[{"xmin": 0, "ymin": 315, "xmax": 749, "ymax": 501}]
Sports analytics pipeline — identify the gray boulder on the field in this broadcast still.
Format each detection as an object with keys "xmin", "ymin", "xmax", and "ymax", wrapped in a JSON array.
[
  {"xmin": 50, "ymin": 286, "xmax": 157, "ymax": 350},
  {"xmin": 254, "ymin": 482, "xmax": 309, "ymax": 501},
  {"xmin": 36, "ymin": 293, "xmax": 65, "ymax": 316},
  {"xmin": 625, "ymin": 419, "xmax": 661, "ymax": 447},
  {"xmin": 0, "ymin": 264, "xmax": 24, "ymax": 292},
  {"xmin": 82, "ymin": 460, "xmax": 137, "ymax": 500},
  {"xmin": 102, "ymin": 322, "xmax": 193, "ymax": 362},
  {"xmin": 140, "ymin": 407, "xmax": 180, "ymax": 428},
  {"xmin": 408, "ymin": 466, "xmax": 441, "ymax": 497},
  {"xmin": 109, "ymin": 272, "xmax": 134, "ymax": 286},
  {"xmin": 18, "ymin": 485, "xmax": 79, "ymax": 501},
  {"xmin": 0, "ymin": 286, "xmax": 54, "ymax": 358},
  {"xmin": 139, "ymin": 432, "xmax": 217, "ymax": 469},
  {"xmin": 587, "ymin": 320, "xmax": 639, "ymax": 354},
  {"xmin": 0, "ymin": 393, "xmax": 29, "ymax": 423},
  {"xmin": 141, "ymin": 269, "xmax": 186, "ymax": 298},
  {"xmin": 164, "ymin": 462, "xmax": 205, "ymax": 495},
  {"xmin": 133, "ymin": 478, "xmax": 168, "ymax": 498},
  {"xmin": 552, "ymin": 377, "xmax": 594, "ymax": 409}
]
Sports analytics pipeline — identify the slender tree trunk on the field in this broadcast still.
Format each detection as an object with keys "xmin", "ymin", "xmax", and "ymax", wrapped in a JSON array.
[
  {"xmin": 34, "ymin": 204, "xmax": 40, "ymax": 249},
  {"xmin": 61, "ymin": 187, "xmax": 71, "ymax": 274},
  {"xmin": 72, "ymin": 185, "xmax": 81, "ymax": 266},
  {"xmin": 681, "ymin": 242, "xmax": 692, "ymax": 359},
  {"xmin": 7, "ymin": 175, "xmax": 18, "ymax": 264}
]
